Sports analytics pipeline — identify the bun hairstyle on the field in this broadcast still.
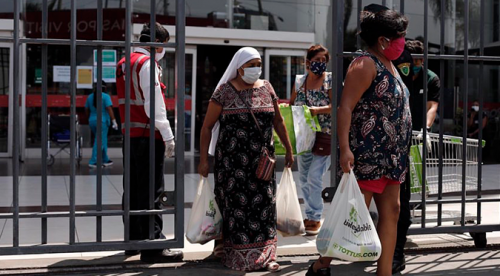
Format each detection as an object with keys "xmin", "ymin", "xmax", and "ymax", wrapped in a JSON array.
[
  {"xmin": 359, "ymin": 4, "xmax": 408, "ymax": 47},
  {"xmin": 139, "ymin": 22, "xmax": 170, "ymax": 43}
]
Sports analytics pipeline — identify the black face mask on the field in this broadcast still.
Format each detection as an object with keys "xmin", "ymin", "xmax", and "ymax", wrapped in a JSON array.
[{"xmin": 310, "ymin": 61, "xmax": 327, "ymax": 76}]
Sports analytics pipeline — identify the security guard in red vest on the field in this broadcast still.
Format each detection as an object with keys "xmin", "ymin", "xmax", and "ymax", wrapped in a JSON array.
[{"xmin": 116, "ymin": 22, "xmax": 182, "ymax": 263}]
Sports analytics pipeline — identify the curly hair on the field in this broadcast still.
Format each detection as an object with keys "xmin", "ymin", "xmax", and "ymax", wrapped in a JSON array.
[
  {"xmin": 359, "ymin": 5, "xmax": 408, "ymax": 47},
  {"xmin": 405, "ymin": 40, "xmax": 424, "ymax": 55}
]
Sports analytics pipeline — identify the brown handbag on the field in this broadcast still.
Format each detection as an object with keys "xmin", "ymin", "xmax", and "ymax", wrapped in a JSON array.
[
  {"xmin": 236, "ymin": 90, "xmax": 276, "ymax": 181},
  {"xmin": 312, "ymin": 132, "xmax": 332, "ymax": 156},
  {"xmin": 303, "ymin": 75, "xmax": 332, "ymax": 156}
]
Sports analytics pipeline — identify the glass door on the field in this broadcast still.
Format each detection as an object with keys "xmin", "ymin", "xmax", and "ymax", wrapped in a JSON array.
[
  {"xmin": 0, "ymin": 44, "xmax": 12, "ymax": 157},
  {"xmin": 163, "ymin": 47, "xmax": 197, "ymax": 155},
  {"xmin": 264, "ymin": 49, "xmax": 306, "ymax": 101}
]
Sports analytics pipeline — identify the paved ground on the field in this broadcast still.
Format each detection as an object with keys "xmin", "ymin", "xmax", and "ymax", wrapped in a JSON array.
[
  {"xmin": 1, "ymin": 155, "xmax": 500, "ymax": 274},
  {"xmin": 1, "ymin": 249, "xmax": 500, "ymax": 275}
]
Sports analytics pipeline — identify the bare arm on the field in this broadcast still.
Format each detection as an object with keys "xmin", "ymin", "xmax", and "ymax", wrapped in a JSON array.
[
  {"xmin": 106, "ymin": 106, "xmax": 116, "ymax": 121},
  {"xmin": 467, "ymin": 112, "xmax": 476, "ymax": 128},
  {"xmin": 289, "ymin": 84, "xmax": 297, "ymax": 105},
  {"xmin": 198, "ymin": 102, "xmax": 223, "ymax": 176},
  {"xmin": 338, "ymin": 58, "xmax": 376, "ymax": 151},
  {"xmin": 338, "ymin": 58, "xmax": 376, "ymax": 172},
  {"xmin": 426, "ymin": 101, "xmax": 438, "ymax": 129},
  {"xmin": 273, "ymin": 100, "xmax": 294, "ymax": 167},
  {"xmin": 310, "ymin": 88, "xmax": 333, "ymax": 116}
]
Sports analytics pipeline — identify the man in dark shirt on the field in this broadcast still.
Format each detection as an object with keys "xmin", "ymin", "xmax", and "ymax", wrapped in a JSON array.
[{"xmin": 392, "ymin": 39, "xmax": 440, "ymax": 274}]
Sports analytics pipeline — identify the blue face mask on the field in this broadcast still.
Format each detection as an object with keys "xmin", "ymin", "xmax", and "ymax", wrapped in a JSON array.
[
  {"xmin": 310, "ymin": 61, "xmax": 327, "ymax": 76},
  {"xmin": 413, "ymin": 65, "xmax": 422, "ymax": 74}
]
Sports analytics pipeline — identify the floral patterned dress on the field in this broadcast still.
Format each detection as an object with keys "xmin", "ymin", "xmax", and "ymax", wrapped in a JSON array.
[
  {"xmin": 210, "ymin": 80, "xmax": 278, "ymax": 271},
  {"xmin": 293, "ymin": 72, "xmax": 332, "ymax": 135},
  {"xmin": 349, "ymin": 52, "xmax": 412, "ymax": 183}
]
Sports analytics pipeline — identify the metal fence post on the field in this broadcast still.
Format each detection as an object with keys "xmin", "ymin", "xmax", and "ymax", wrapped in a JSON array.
[
  {"xmin": 175, "ymin": 0, "xmax": 186, "ymax": 246},
  {"xmin": 69, "ymin": 0, "xmax": 77, "ymax": 244},
  {"xmin": 461, "ymin": 0, "xmax": 470, "ymax": 227},
  {"xmin": 12, "ymin": 0, "xmax": 20, "ymax": 248},
  {"xmin": 148, "ymin": 0, "xmax": 157, "ymax": 241},
  {"xmin": 123, "ymin": 0, "xmax": 132, "ymax": 243}
]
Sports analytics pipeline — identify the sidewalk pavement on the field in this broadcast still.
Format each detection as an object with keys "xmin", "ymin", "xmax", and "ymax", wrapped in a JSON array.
[{"xmin": 1, "ymin": 247, "xmax": 500, "ymax": 275}]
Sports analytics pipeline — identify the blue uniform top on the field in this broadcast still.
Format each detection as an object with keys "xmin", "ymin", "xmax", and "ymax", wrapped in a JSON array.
[{"xmin": 85, "ymin": 92, "xmax": 113, "ymax": 125}]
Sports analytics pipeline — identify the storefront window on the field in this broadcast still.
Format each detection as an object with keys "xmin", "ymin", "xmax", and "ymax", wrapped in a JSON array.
[{"xmin": 25, "ymin": 45, "xmax": 122, "ymax": 148}]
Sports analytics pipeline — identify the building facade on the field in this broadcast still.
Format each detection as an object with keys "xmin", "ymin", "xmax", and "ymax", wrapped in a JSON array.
[{"xmin": 0, "ymin": 0, "xmax": 499, "ymax": 163}]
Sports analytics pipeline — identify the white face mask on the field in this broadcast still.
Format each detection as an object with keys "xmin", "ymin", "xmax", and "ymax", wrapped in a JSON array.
[
  {"xmin": 155, "ymin": 48, "xmax": 166, "ymax": 61},
  {"xmin": 241, "ymin": 67, "xmax": 262, "ymax": 84},
  {"xmin": 472, "ymin": 105, "xmax": 479, "ymax": 112}
]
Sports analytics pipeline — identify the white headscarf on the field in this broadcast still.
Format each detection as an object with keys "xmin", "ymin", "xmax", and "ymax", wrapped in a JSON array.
[{"xmin": 209, "ymin": 47, "xmax": 261, "ymax": 155}]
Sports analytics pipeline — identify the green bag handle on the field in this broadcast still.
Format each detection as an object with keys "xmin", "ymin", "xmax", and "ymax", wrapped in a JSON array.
[{"xmin": 303, "ymin": 105, "xmax": 321, "ymax": 132}]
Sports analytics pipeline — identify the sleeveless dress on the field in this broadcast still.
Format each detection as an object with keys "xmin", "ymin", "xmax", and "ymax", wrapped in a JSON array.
[
  {"xmin": 349, "ymin": 52, "xmax": 412, "ymax": 183},
  {"xmin": 210, "ymin": 80, "xmax": 278, "ymax": 271}
]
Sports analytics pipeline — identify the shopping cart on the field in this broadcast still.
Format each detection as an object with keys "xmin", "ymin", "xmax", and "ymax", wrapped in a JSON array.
[
  {"xmin": 409, "ymin": 130, "xmax": 485, "ymax": 198},
  {"xmin": 47, "ymin": 114, "xmax": 83, "ymax": 166},
  {"xmin": 409, "ymin": 130, "xmax": 488, "ymax": 247}
]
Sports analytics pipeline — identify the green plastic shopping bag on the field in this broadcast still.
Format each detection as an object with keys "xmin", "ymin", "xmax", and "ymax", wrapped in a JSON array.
[
  {"xmin": 409, "ymin": 144, "xmax": 429, "ymax": 194},
  {"xmin": 274, "ymin": 105, "xmax": 320, "ymax": 155}
]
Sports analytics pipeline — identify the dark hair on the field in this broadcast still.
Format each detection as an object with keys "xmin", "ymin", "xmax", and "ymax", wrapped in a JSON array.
[
  {"xmin": 140, "ymin": 22, "xmax": 170, "ymax": 43},
  {"xmin": 405, "ymin": 40, "xmax": 424, "ymax": 55},
  {"xmin": 359, "ymin": 6, "xmax": 408, "ymax": 47},
  {"xmin": 93, "ymin": 80, "xmax": 107, "ymax": 108},
  {"xmin": 307, "ymin": 44, "xmax": 330, "ymax": 63}
]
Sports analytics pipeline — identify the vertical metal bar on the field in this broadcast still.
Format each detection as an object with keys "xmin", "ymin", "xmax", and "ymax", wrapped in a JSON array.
[
  {"xmin": 382, "ymin": 0, "xmax": 387, "ymax": 6},
  {"xmin": 438, "ymin": 0, "xmax": 445, "ymax": 226},
  {"xmin": 477, "ymin": 0, "xmax": 485, "ymax": 225},
  {"xmin": 421, "ymin": 0, "xmax": 429, "ymax": 229},
  {"xmin": 461, "ymin": 0, "xmax": 470, "ymax": 227},
  {"xmin": 400, "ymin": 0, "xmax": 404, "ymax": 14},
  {"xmin": 175, "ymin": 0, "xmax": 186, "ymax": 245},
  {"xmin": 96, "ymin": 0, "xmax": 104, "ymax": 242},
  {"xmin": 356, "ymin": 0, "xmax": 362, "ymax": 49},
  {"xmin": 330, "ymin": 0, "xmax": 343, "ymax": 188},
  {"xmin": 12, "ymin": 0, "xmax": 20, "ymax": 248},
  {"xmin": 69, "ymin": 0, "xmax": 77, "ymax": 244},
  {"xmin": 41, "ymin": 0, "xmax": 49, "ymax": 244},
  {"xmin": 228, "ymin": 0, "xmax": 234, "ymax": 29},
  {"xmin": 149, "ymin": 0, "xmax": 156, "ymax": 241},
  {"xmin": 123, "ymin": 0, "xmax": 132, "ymax": 242}
]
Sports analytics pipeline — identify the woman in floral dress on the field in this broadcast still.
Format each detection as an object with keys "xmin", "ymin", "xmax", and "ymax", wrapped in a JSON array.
[
  {"xmin": 307, "ymin": 4, "xmax": 411, "ymax": 276},
  {"xmin": 198, "ymin": 47, "xmax": 294, "ymax": 272}
]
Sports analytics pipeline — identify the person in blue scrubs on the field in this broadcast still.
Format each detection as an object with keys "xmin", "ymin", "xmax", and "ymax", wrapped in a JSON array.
[{"xmin": 85, "ymin": 81, "xmax": 118, "ymax": 168}]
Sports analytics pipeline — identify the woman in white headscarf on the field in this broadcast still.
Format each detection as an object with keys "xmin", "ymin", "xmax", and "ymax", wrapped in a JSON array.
[{"xmin": 199, "ymin": 47, "xmax": 294, "ymax": 272}]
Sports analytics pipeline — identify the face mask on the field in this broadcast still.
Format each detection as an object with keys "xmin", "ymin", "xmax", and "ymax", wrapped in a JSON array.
[
  {"xmin": 472, "ymin": 105, "xmax": 479, "ymax": 112},
  {"xmin": 381, "ymin": 37, "xmax": 405, "ymax": 60},
  {"xmin": 413, "ymin": 65, "xmax": 422, "ymax": 74},
  {"xmin": 310, "ymin": 61, "xmax": 327, "ymax": 76},
  {"xmin": 155, "ymin": 48, "xmax": 166, "ymax": 61},
  {"xmin": 241, "ymin": 67, "xmax": 262, "ymax": 84}
]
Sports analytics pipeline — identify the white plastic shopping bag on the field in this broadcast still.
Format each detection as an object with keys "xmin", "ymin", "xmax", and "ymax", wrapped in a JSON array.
[
  {"xmin": 276, "ymin": 168, "xmax": 306, "ymax": 236},
  {"xmin": 292, "ymin": 105, "xmax": 321, "ymax": 154},
  {"xmin": 208, "ymin": 121, "xmax": 220, "ymax": 156},
  {"xmin": 186, "ymin": 177, "xmax": 223, "ymax": 244},
  {"xmin": 316, "ymin": 171, "xmax": 381, "ymax": 262}
]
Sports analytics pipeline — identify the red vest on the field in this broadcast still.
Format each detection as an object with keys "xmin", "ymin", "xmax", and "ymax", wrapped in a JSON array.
[{"xmin": 116, "ymin": 52, "xmax": 167, "ymax": 140}]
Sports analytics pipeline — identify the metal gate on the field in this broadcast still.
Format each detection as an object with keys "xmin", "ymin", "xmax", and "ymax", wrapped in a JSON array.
[
  {"xmin": 0, "ymin": 0, "xmax": 185, "ymax": 254},
  {"xmin": 328, "ymin": 0, "xmax": 500, "ymax": 245}
]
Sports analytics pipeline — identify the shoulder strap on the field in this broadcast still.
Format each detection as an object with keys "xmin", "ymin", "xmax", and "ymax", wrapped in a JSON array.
[{"xmin": 295, "ymin": 74, "xmax": 306, "ymax": 92}]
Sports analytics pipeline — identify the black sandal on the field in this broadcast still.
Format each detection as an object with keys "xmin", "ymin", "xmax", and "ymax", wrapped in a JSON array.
[{"xmin": 305, "ymin": 263, "xmax": 331, "ymax": 276}]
